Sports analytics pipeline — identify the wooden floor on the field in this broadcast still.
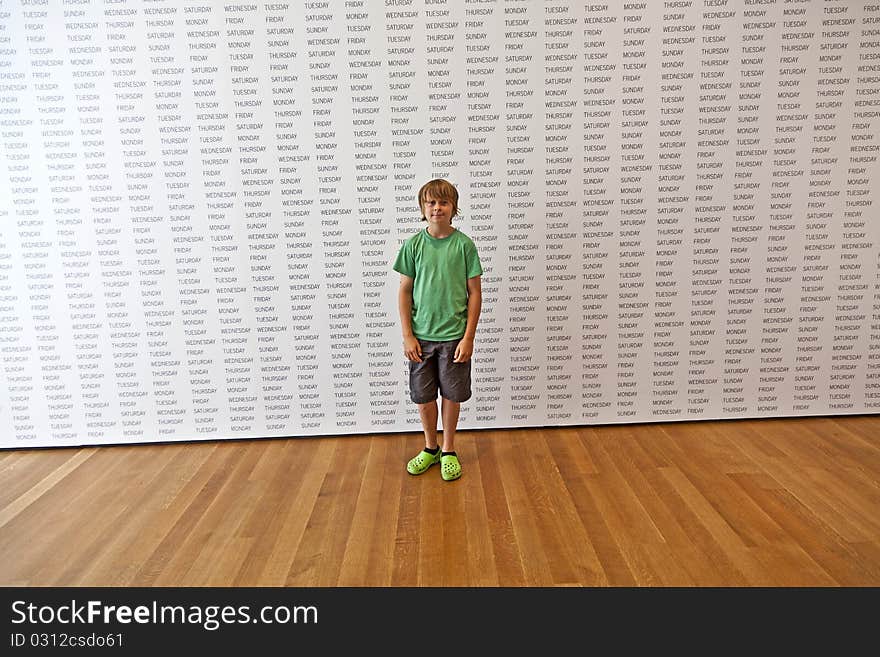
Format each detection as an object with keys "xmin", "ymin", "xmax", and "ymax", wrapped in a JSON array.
[{"xmin": 1, "ymin": 415, "xmax": 878, "ymax": 586}]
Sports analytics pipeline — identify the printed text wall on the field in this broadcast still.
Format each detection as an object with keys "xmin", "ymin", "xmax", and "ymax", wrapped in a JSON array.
[{"xmin": 2, "ymin": 0, "xmax": 879, "ymax": 447}]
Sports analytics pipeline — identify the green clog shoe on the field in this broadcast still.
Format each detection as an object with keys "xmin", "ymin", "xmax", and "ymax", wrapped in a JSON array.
[
  {"xmin": 440, "ymin": 453, "xmax": 462, "ymax": 481},
  {"xmin": 407, "ymin": 449, "xmax": 441, "ymax": 475}
]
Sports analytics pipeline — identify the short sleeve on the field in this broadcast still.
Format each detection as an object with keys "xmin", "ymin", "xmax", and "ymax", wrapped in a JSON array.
[
  {"xmin": 392, "ymin": 239, "xmax": 415, "ymax": 278},
  {"xmin": 465, "ymin": 238, "xmax": 483, "ymax": 279}
]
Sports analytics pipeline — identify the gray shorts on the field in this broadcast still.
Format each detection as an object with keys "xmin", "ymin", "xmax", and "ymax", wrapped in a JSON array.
[{"xmin": 408, "ymin": 339, "xmax": 472, "ymax": 404}]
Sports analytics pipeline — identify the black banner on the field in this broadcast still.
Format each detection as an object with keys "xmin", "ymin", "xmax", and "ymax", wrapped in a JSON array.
[{"xmin": 0, "ymin": 587, "xmax": 875, "ymax": 652}]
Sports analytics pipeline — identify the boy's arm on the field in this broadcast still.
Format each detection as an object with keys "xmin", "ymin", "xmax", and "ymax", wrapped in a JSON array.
[
  {"xmin": 454, "ymin": 275, "xmax": 482, "ymax": 363},
  {"xmin": 398, "ymin": 274, "xmax": 422, "ymax": 363}
]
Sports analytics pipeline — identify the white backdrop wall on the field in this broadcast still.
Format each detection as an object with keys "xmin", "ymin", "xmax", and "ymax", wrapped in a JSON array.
[{"xmin": 1, "ymin": 0, "xmax": 879, "ymax": 448}]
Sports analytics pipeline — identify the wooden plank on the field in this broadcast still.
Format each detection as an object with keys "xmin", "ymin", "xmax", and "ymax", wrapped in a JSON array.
[{"xmin": 1, "ymin": 415, "xmax": 878, "ymax": 586}]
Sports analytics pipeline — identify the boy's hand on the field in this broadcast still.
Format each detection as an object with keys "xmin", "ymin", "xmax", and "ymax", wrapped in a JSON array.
[
  {"xmin": 403, "ymin": 335, "xmax": 422, "ymax": 363},
  {"xmin": 453, "ymin": 337, "xmax": 474, "ymax": 363}
]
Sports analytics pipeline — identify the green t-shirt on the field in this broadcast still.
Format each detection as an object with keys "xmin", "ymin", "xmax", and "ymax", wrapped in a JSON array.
[{"xmin": 392, "ymin": 228, "xmax": 483, "ymax": 341}]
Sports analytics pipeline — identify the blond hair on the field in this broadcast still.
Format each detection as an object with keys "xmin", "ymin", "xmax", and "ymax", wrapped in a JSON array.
[{"xmin": 417, "ymin": 179, "xmax": 459, "ymax": 221}]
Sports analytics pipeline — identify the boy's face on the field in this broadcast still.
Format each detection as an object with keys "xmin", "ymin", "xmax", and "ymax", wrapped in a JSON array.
[{"xmin": 422, "ymin": 194, "xmax": 454, "ymax": 226}]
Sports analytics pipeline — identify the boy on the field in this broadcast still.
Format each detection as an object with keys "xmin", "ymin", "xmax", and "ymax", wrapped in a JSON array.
[{"xmin": 392, "ymin": 179, "xmax": 483, "ymax": 481}]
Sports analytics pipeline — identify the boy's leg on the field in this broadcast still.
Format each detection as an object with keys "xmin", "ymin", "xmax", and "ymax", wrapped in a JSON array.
[
  {"xmin": 407, "ymin": 400, "xmax": 441, "ymax": 475},
  {"xmin": 435, "ymin": 338, "xmax": 470, "ymax": 452},
  {"xmin": 418, "ymin": 400, "xmax": 439, "ymax": 449},
  {"xmin": 439, "ymin": 397, "xmax": 463, "ymax": 481},
  {"xmin": 406, "ymin": 342, "xmax": 443, "ymax": 475},
  {"xmin": 440, "ymin": 397, "xmax": 460, "ymax": 452},
  {"xmin": 435, "ymin": 340, "xmax": 468, "ymax": 480}
]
